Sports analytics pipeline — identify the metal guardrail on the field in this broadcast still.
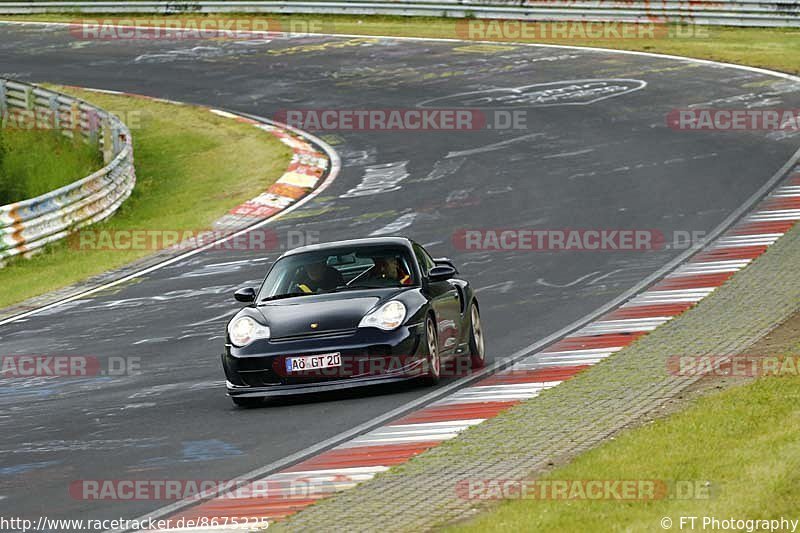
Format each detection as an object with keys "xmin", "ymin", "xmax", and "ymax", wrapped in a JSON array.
[
  {"xmin": 0, "ymin": 0, "xmax": 797, "ymax": 26},
  {"xmin": 0, "ymin": 79, "xmax": 135, "ymax": 263}
]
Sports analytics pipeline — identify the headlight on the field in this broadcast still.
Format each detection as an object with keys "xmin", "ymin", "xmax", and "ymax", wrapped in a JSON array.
[
  {"xmin": 359, "ymin": 301, "xmax": 407, "ymax": 331},
  {"xmin": 228, "ymin": 316, "xmax": 271, "ymax": 347}
]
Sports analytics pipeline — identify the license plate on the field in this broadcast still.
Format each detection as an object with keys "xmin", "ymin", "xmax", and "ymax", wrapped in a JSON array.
[{"xmin": 285, "ymin": 352, "xmax": 342, "ymax": 373}]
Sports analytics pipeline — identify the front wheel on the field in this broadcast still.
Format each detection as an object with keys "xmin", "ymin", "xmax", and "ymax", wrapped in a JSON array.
[
  {"xmin": 468, "ymin": 303, "xmax": 486, "ymax": 369},
  {"xmin": 421, "ymin": 316, "xmax": 441, "ymax": 386}
]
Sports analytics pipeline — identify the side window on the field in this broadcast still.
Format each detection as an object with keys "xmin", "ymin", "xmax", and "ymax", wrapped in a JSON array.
[{"xmin": 413, "ymin": 244, "xmax": 435, "ymax": 277}]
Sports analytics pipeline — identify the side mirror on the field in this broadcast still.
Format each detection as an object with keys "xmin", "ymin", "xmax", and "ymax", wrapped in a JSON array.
[
  {"xmin": 234, "ymin": 287, "xmax": 256, "ymax": 303},
  {"xmin": 434, "ymin": 257, "xmax": 459, "ymax": 274},
  {"xmin": 428, "ymin": 265, "xmax": 457, "ymax": 283}
]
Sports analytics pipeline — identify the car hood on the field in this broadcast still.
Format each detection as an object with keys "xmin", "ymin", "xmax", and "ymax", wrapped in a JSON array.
[{"xmin": 256, "ymin": 288, "xmax": 403, "ymax": 338}]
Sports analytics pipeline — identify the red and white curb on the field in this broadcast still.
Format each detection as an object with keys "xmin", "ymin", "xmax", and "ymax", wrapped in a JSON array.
[
  {"xmin": 146, "ymin": 166, "xmax": 800, "ymax": 531},
  {"xmin": 208, "ymin": 109, "xmax": 328, "ymax": 232},
  {"xmin": 78, "ymin": 90, "xmax": 330, "ymax": 236}
]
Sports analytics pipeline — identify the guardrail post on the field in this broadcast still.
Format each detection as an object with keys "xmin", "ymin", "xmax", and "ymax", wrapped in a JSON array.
[
  {"xmin": 49, "ymin": 95, "xmax": 60, "ymax": 131},
  {"xmin": 102, "ymin": 116, "xmax": 113, "ymax": 164},
  {"xmin": 111, "ymin": 125, "xmax": 123, "ymax": 154},
  {"xmin": 23, "ymin": 86, "xmax": 35, "ymax": 129},
  {"xmin": 23, "ymin": 86, "xmax": 34, "ymax": 110},
  {"xmin": 0, "ymin": 80, "xmax": 7, "ymax": 122},
  {"xmin": 70, "ymin": 101, "xmax": 81, "ymax": 133},
  {"xmin": 87, "ymin": 108, "xmax": 99, "ymax": 146}
]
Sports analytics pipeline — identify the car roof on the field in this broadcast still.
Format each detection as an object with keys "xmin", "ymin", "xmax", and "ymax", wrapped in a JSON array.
[{"xmin": 280, "ymin": 236, "xmax": 415, "ymax": 258}]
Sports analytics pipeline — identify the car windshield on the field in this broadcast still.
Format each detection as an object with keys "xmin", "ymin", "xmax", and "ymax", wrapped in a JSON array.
[{"xmin": 258, "ymin": 245, "xmax": 417, "ymax": 301}]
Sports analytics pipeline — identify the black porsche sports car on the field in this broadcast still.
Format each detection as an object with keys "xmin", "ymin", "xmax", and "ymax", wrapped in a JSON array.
[{"xmin": 222, "ymin": 237, "xmax": 485, "ymax": 406}]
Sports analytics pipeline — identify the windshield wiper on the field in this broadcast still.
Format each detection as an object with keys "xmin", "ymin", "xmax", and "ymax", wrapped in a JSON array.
[
  {"xmin": 259, "ymin": 292, "xmax": 309, "ymax": 302},
  {"xmin": 331, "ymin": 284, "xmax": 387, "ymax": 291},
  {"xmin": 346, "ymin": 265, "xmax": 375, "ymax": 286}
]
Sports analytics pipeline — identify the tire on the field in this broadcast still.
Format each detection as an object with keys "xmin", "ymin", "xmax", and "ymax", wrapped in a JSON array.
[
  {"xmin": 421, "ymin": 315, "xmax": 441, "ymax": 386},
  {"xmin": 231, "ymin": 396, "xmax": 264, "ymax": 408},
  {"xmin": 468, "ymin": 303, "xmax": 486, "ymax": 369}
]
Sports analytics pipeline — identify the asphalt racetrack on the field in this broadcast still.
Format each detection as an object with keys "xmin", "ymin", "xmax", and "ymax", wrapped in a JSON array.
[{"xmin": 1, "ymin": 23, "xmax": 800, "ymax": 527}]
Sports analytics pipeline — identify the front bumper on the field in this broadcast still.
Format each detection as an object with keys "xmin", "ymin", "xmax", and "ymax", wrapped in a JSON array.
[{"xmin": 223, "ymin": 322, "xmax": 425, "ymax": 398}]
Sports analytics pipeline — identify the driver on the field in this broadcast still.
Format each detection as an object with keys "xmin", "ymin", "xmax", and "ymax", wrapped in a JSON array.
[{"xmin": 296, "ymin": 261, "xmax": 344, "ymax": 293}]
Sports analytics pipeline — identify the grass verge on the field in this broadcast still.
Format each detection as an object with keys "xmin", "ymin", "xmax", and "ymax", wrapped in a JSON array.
[
  {"xmin": 0, "ymin": 87, "xmax": 292, "ymax": 308},
  {"xmin": 0, "ymin": 126, "xmax": 103, "ymax": 204},
  {"xmin": 446, "ymin": 318, "xmax": 800, "ymax": 532},
  {"xmin": 4, "ymin": 15, "xmax": 800, "ymax": 74}
]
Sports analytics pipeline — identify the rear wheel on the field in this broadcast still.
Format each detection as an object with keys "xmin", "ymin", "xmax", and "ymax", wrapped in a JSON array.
[
  {"xmin": 421, "ymin": 316, "xmax": 441, "ymax": 386},
  {"xmin": 232, "ymin": 396, "xmax": 264, "ymax": 408},
  {"xmin": 468, "ymin": 303, "xmax": 486, "ymax": 369}
]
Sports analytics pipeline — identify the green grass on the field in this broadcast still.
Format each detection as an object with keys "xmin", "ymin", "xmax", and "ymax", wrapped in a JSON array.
[
  {"xmin": 5, "ymin": 15, "xmax": 800, "ymax": 75},
  {"xmin": 446, "ymin": 331, "xmax": 800, "ymax": 532},
  {"xmin": 0, "ymin": 127, "xmax": 103, "ymax": 204},
  {"xmin": 0, "ymin": 88, "xmax": 292, "ymax": 308}
]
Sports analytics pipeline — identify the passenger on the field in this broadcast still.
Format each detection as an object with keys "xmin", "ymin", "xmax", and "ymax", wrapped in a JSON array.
[{"xmin": 371, "ymin": 257, "xmax": 412, "ymax": 286}]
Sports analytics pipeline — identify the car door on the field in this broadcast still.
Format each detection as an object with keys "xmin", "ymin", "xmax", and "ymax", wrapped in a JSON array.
[{"xmin": 414, "ymin": 243, "xmax": 460, "ymax": 354}]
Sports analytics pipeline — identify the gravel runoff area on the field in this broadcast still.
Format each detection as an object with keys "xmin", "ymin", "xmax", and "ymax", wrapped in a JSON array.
[{"xmin": 271, "ymin": 163, "xmax": 800, "ymax": 532}]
